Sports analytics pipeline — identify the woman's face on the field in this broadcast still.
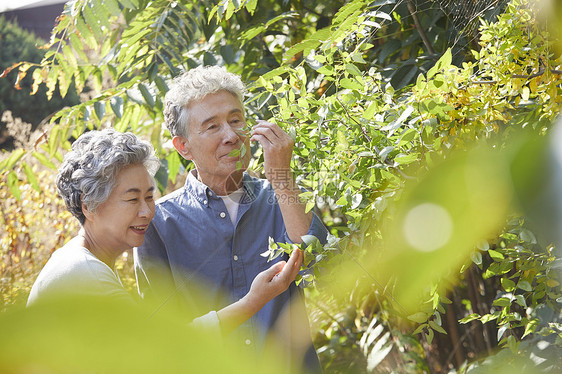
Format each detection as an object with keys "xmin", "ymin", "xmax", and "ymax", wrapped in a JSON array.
[{"xmin": 85, "ymin": 164, "xmax": 155, "ymax": 253}]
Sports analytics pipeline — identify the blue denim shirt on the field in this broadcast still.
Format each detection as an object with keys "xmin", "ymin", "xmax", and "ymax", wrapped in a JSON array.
[{"xmin": 134, "ymin": 171, "xmax": 328, "ymax": 370}]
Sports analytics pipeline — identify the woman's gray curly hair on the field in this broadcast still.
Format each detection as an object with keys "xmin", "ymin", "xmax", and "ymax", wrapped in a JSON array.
[
  {"xmin": 56, "ymin": 128, "xmax": 160, "ymax": 225},
  {"xmin": 164, "ymin": 65, "xmax": 246, "ymax": 138}
]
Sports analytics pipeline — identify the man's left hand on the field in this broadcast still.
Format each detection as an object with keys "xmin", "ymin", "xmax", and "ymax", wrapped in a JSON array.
[{"xmin": 250, "ymin": 120, "xmax": 294, "ymax": 184}]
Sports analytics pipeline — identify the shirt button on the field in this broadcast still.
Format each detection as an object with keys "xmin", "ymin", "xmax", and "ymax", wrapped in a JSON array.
[
  {"xmin": 203, "ymin": 200, "xmax": 208, "ymax": 205},
  {"xmin": 220, "ymin": 212, "xmax": 226, "ymax": 218},
  {"xmin": 245, "ymin": 339, "xmax": 251, "ymax": 345},
  {"xmin": 233, "ymin": 255, "xmax": 239, "ymax": 261}
]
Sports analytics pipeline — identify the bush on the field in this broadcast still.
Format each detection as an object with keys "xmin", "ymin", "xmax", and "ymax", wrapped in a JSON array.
[{"xmin": 0, "ymin": 16, "xmax": 79, "ymax": 149}]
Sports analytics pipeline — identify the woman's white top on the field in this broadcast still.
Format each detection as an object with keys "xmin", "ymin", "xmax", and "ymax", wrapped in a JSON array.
[{"xmin": 27, "ymin": 238, "xmax": 219, "ymax": 334}]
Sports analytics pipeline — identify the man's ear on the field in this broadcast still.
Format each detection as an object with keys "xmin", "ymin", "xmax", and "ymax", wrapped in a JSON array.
[{"xmin": 172, "ymin": 136, "xmax": 193, "ymax": 160}]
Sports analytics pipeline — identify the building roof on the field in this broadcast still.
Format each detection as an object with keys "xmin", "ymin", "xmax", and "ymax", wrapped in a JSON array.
[{"xmin": 0, "ymin": 0, "xmax": 67, "ymax": 13}]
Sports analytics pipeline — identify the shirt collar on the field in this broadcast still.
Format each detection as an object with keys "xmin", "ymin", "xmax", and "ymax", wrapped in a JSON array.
[{"xmin": 184, "ymin": 169, "xmax": 258, "ymax": 205}]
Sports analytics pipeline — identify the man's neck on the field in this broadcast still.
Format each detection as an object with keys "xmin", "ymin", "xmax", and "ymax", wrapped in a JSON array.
[{"xmin": 193, "ymin": 169, "xmax": 244, "ymax": 196}]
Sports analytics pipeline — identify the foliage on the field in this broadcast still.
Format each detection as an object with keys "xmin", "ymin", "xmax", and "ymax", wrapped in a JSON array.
[
  {"xmin": 0, "ymin": 296, "xmax": 300, "ymax": 373},
  {"xmin": 0, "ymin": 166, "xmax": 77, "ymax": 309},
  {"xmin": 0, "ymin": 16, "xmax": 79, "ymax": 147},
  {"xmin": 460, "ymin": 215, "xmax": 562, "ymax": 353},
  {"xmin": 1, "ymin": 0, "xmax": 561, "ymax": 372}
]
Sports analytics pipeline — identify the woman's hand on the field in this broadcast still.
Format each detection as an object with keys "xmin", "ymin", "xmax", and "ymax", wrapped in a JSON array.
[
  {"xmin": 215, "ymin": 249, "xmax": 303, "ymax": 335},
  {"xmin": 245, "ymin": 248, "xmax": 303, "ymax": 312}
]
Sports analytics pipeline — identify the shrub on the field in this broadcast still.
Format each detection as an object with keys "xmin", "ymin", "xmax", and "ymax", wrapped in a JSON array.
[{"xmin": 0, "ymin": 16, "xmax": 79, "ymax": 149}]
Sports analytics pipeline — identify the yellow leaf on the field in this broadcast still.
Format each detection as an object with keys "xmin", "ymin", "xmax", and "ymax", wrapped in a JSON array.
[
  {"xmin": 521, "ymin": 86, "xmax": 530, "ymax": 101},
  {"xmin": 529, "ymin": 78, "xmax": 538, "ymax": 93}
]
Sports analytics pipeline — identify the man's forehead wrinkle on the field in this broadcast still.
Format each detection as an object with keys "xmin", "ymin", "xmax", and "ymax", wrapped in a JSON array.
[{"xmin": 196, "ymin": 106, "xmax": 243, "ymax": 127}]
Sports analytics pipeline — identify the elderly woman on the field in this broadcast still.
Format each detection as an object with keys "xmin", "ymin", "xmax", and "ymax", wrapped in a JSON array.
[{"xmin": 27, "ymin": 128, "xmax": 302, "ymax": 333}]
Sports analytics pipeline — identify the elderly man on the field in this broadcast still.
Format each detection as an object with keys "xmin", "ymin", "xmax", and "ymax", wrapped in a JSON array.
[{"xmin": 134, "ymin": 66, "xmax": 327, "ymax": 371}]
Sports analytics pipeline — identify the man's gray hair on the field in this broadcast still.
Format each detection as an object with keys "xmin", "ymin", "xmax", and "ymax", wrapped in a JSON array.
[
  {"xmin": 164, "ymin": 65, "xmax": 246, "ymax": 137},
  {"xmin": 56, "ymin": 128, "xmax": 160, "ymax": 225}
]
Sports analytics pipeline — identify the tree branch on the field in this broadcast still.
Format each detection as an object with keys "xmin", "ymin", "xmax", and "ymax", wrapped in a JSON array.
[{"xmin": 407, "ymin": 0, "xmax": 435, "ymax": 55}]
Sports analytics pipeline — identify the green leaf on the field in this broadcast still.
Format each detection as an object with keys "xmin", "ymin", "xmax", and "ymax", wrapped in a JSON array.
[
  {"xmin": 345, "ymin": 63, "xmax": 362, "ymax": 76},
  {"xmin": 139, "ymin": 84, "xmax": 155, "ymax": 107},
  {"xmin": 522, "ymin": 318, "xmax": 539, "ymax": 338},
  {"xmin": 225, "ymin": 0, "xmax": 236, "ymax": 20},
  {"xmin": 459, "ymin": 313, "xmax": 480, "ymax": 324},
  {"xmin": 110, "ymin": 97, "xmax": 124, "ymax": 118},
  {"xmin": 317, "ymin": 65, "xmax": 334, "ymax": 76},
  {"xmin": 154, "ymin": 76, "xmax": 169, "ymax": 95},
  {"xmin": 7, "ymin": 170, "xmax": 21, "ymax": 200},
  {"xmin": 492, "ymin": 297, "xmax": 512, "ymax": 307},
  {"xmin": 381, "ymin": 106, "xmax": 415, "ymax": 133},
  {"xmin": 363, "ymin": 101, "xmax": 379, "ymax": 120},
  {"xmin": 394, "ymin": 153, "xmax": 419, "ymax": 165},
  {"xmin": 261, "ymin": 66, "xmax": 290, "ymax": 82},
  {"xmin": 428, "ymin": 321, "xmax": 447, "ymax": 334},
  {"xmin": 517, "ymin": 280, "xmax": 532, "ymax": 291},
  {"xmin": 91, "ymin": 0, "xmax": 111, "ymax": 31},
  {"xmin": 351, "ymin": 193, "xmax": 363, "ymax": 209},
  {"xmin": 22, "ymin": 162, "xmax": 40, "ymax": 192},
  {"xmin": 284, "ymin": 40, "xmax": 321, "ymax": 63},
  {"xmin": 166, "ymin": 152, "xmax": 180, "ymax": 184},
  {"xmin": 82, "ymin": 3, "xmax": 103, "ymax": 41},
  {"xmin": 480, "ymin": 314, "xmax": 498, "ymax": 323},
  {"xmin": 413, "ymin": 323, "xmax": 427, "ymax": 335},
  {"xmin": 104, "ymin": 0, "xmax": 121, "ymax": 16},
  {"xmin": 407, "ymin": 312, "xmax": 428, "ymax": 324},
  {"xmin": 501, "ymin": 278, "xmax": 516, "ymax": 292},
  {"xmin": 514, "ymin": 295, "xmax": 527, "ymax": 308},
  {"xmin": 245, "ymin": 0, "xmax": 258, "ymax": 14},
  {"xmin": 94, "ymin": 101, "xmax": 106, "ymax": 121},
  {"xmin": 477, "ymin": 241, "xmax": 490, "ymax": 251},
  {"xmin": 425, "ymin": 328, "xmax": 434, "ymax": 344},
  {"xmin": 351, "ymin": 53, "xmax": 366, "ymax": 64},
  {"xmin": 62, "ymin": 45, "xmax": 78, "ymax": 69},
  {"xmin": 488, "ymin": 249, "xmax": 505, "ymax": 260},
  {"xmin": 497, "ymin": 325, "xmax": 508, "ymax": 341},
  {"xmin": 336, "ymin": 196, "xmax": 348, "ymax": 206},
  {"xmin": 507, "ymin": 335, "xmax": 520, "ymax": 354},
  {"xmin": 32, "ymin": 152, "xmax": 57, "ymax": 170},
  {"xmin": 340, "ymin": 78, "xmax": 363, "ymax": 90},
  {"xmin": 332, "ymin": 0, "xmax": 365, "ymax": 26},
  {"xmin": 119, "ymin": 0, "xmax": 138, "ymax": 9},
  {"xmin": 75, "ymin": 14, "xmax": 97, "ymax": 49},
  {"xmin": 398, "ymin": 128, "xmax": 418, "ymax": 146},
  {"xmin": 391, "ymin": 64, "xmax": 418, "ymax": 89},
  {"xmin": 471, "ymin": 251, "xmax": 482, "ymax": 266},
  {"xmin": 427, "ymin": 48, "xmax": 452, "ymax": 79},
  {"xmin": 240, "ymin": 25, "xmax": 265, "ymax": 41},
  {"xmin": 519, "ymin": 229, "xmax": 536, "ymax": 244},
  {"xmin": 48, "ymin": 125, "xmax": 61, "ymax": 157},
  {"xmin": 1, "ymin": 149, "xmax": 26, "ymax": 171},
  {"xmin": 301, "ymin": 235, "xmax": 320, "ymax": 248}
]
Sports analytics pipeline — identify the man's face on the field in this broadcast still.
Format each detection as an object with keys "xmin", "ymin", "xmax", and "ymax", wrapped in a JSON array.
[{"xmin": 175, "ymin": 90, "xmax": 251, "ymax": 189}]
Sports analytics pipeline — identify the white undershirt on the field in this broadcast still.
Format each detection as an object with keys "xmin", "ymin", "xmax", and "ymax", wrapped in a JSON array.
[{"xmin": 219, "ymin": 188, "xmax": 244, "ymax": 226}]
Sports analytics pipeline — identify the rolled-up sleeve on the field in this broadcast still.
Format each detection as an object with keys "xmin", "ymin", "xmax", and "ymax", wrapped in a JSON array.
[{"xmin": 284, "ymin": 212, "xmax": 328, "ymax": 245}]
